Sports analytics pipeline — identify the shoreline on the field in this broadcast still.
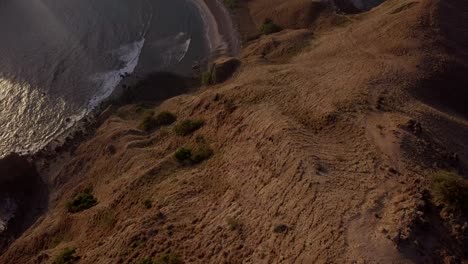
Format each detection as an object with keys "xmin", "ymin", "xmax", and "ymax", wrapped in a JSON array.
[{"xmin": 0, "ymin": 0, "xmax": 245, "ymax": 167}]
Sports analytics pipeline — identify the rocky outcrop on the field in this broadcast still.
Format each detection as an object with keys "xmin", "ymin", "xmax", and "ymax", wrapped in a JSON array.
[{"xmin": 209, "ymin": 57, "xmax": 241, "ymax": 84}]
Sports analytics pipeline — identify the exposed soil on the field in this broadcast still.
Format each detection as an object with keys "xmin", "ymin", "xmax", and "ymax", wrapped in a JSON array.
[{"xmin": 1, "ymin": 0, "xmax": 467, "ymax": 263}]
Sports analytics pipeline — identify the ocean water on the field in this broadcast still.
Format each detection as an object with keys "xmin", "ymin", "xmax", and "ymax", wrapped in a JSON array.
[{"xmin": 0, "ymin": 0, "xmax": 215, "ymax": 157}]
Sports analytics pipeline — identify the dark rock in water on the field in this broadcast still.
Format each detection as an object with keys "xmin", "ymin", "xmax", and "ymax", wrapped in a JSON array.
[
  {"xmin": 210, "ymin": 57, "xmax": 241, "ymax": 84},
  {"xmin": 0, "ymin": 153, "xmax": 47, "ymax": 254},
  {"xmin": 65, "ymin": 117, "xmax": 71, "ymax": 123}
]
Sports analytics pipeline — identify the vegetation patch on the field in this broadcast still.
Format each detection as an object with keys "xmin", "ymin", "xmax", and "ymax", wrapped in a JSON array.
[
  {"xmin": 67, "ymin": 188, "xmax": 98, "ymax": 213},
  {"xmin": 174, "ymin": 147, "xmax": 192, "ymax": 162},
  {"xmin": 260, "ymin": 18, "xmax": 281, "ymax": 35},
  {"xmin": 191, "ymin": 144, "xmax": 213, "ymax": 164},
  {"xmin": 53, "ymin": 247, "xmax": 79, "ymax": 264},
  {"xmin": 174, "ymin": 120, "xmax": 204, "ymax": 136},
  {"xmin": 139, "ymin": 111, "xmax": 177, "ymax": 132},
  {"xmin": 430, "ymin": 170, "xmax": 468, "ymax": 211}
]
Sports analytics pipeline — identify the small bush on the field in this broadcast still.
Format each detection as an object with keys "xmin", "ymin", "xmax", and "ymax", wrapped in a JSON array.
[
  {"xmin": 191, "ymin": 144, "xmax": 213, "ymax": 164},
  {"xmin": 174, "ymin": 120, "xmax": 204, "ymax": 136},
  {"xmin": 67, "ymin": 189, "xmax": 98, "ymax": 213},
  {"xmin": 174, "ymin": 148, "xmax": 192, "ymax": 162},
  {"xmin": 53, "ymin": 247, "xmax": 79, "ymax": 264},
  {"xmin": 260, "ymin": 19, "xmax": 281, "ymax": 35},
  {"xmin": 143, "ymin": 199, "xmax": 153, "ymax": 209},
  {"xmin": 430, "ymin": 171, "xmax": 468, "ymax": 211},
  {"xmin": 139, "ymin": 111, "xmax": 176, "ymax": 132},
  {"xmin": 273, "ymin": 224, "xmax": 289, "ymax": 234},
  {"xmin": 154, "ymin": 111, "xmax": 177, "ymax": 126},
  {"xmin": 138, "ymin": 110, "xmax": 156, "ymax": 132},
  {"xmin": 201, "ymin": 71, "xmax": 213, "ymax": 86}
]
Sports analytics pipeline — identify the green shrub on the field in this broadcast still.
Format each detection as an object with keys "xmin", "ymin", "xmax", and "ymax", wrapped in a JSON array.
[
  {"xmin": 174, "ymin": 148, "xmax": 192, "ymax": 162},
  {"xmin": 138, "ymin": 110, "xmax": 156, "ymax": 131},
  {"xmin": 154, "ymin": 111, "xmax": 177, "ymax": 126},
  {"xmin": 191, "ymin": 144, "xmax": 213, "ymax": 164},
  {"xmin": 260, "ymin": 19, "xmax": 281, "ymax": 35},
  {"xmin": 143, "ymin": 199, "xmax": 153, "ymax": 209},
  {"xmin": 139, "ymin": 111, "xmax": 176, "ymax": 132},
  {"xmin": 67, "ymin": 189, "xmax": 98, "ymax": 213},
  {"xmin": 174, "ymin": 120, "xmax": 204, "ymax": 136},
  {"xmin": 201, "ymin": 71, "xmax": 213, "ymax": 86},
  {"xmin": 53, "ymin": 247, "xmax": 79, "ymax": 264},
  {"xmin": 430, "ymin": 171, "xmax": 468, "ymax": 211}
]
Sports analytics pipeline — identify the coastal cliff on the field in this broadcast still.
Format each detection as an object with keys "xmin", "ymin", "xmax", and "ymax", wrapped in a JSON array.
[{"xmin": 1, "ymin": 0, "xmax": 467, "ymax": 263}]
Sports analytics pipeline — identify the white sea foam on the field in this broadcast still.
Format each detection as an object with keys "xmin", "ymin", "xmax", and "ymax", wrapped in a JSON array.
[
  {"xmin": 88, "ymin": 38, "xmax": 145, "ymax": 109},
  {"xmin": 147, "ymin": 32, "xmax": 192, "ymax": 69}
]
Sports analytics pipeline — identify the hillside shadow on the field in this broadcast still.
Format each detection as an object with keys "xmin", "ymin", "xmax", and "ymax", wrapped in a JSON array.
[
  {"xmin": 0, "ymin": 153, "xmax": 48, "ymax": 254},
  {"xmin": 105, "ymin": 71, "xmax": 196, "ymax": 106}
]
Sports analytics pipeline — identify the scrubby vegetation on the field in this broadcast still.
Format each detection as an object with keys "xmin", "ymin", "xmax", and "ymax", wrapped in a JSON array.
[
  {"xmin": 67, "ymin": 188, "xmax": 98, "ymax": 213},
  {"xmin": 138, "ymin": 110, "xmax": 156, "ymax": 131},
  {"xmin": 174, "ymin": 142, "xmax": 213, "ymax": 164},
  {"xmin": 53, "ymin": 247, "xmax": 79, "ymax": 264},
  {"xmin": 139, "ymin": 111, "xmax": 177, "ymax": 132},
  {"xmin": 260, "ymin": 18, "xmax": 281, "ymax": 35},
  {"xmin": 430, "ymin": 170, "xmax": 468, "ymax": 211},
  {"xmin": 174, "ymin": 120, "xmax": 204, "ymax": 136},
  {"xmin": 174, "ymin": 147, "xmax": 192, "ymax": 162},
  {"xmin": 191, "ymin": 144, "xmax": 213, "ymax": 164}
]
